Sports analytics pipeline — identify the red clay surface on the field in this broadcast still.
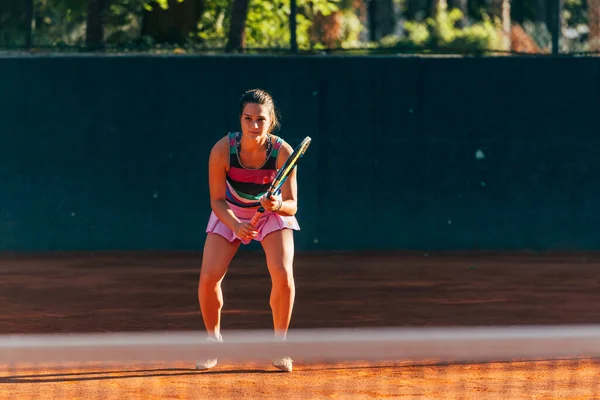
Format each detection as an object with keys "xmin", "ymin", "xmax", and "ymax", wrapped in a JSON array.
[{"xmin": 2, "ymin": 250, "xmax": 600, "ymax": 399}]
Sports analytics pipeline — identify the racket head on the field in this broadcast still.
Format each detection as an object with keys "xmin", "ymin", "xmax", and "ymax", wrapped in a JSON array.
[{"xmin": 267, "ymin": 136, "xmax": 311, "ymax": 196}]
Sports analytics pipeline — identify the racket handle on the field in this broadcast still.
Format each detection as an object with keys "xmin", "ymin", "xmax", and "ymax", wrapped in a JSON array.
[{"xmin": 250, "ymin": 206, "xmax": 266, "ymax": 227}]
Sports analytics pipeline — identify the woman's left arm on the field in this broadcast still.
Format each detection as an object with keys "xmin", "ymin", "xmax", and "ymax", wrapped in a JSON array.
[
  {"xmin": 274, "ymin": 141, "xmax": 298, "ymax": 216},
  {"xmin": 259, "ymin": 141, "xmax": 298, "ymax": 216}
]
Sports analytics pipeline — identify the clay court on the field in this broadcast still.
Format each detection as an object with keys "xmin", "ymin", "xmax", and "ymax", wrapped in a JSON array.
[{"xmin": 2, "ymin": 250, "xmax": 600, "ymax": 399}]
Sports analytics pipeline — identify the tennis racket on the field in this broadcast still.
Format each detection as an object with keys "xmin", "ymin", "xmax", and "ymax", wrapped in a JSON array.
[{"xmin": 249, "ymin": 136, "xmax": 312, "ymax": 227}]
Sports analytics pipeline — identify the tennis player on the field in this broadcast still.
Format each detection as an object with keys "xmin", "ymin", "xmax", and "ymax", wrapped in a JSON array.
[{"xmin": 196, "ymin": 89, "xmax": 299, "ymax": 372}]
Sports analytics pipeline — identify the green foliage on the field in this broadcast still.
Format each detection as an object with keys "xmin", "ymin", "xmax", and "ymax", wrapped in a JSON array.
[
  {"xmin": 33, "ymin": 0, "xmax": 88, "ymax": 45},
  {"xmin": 562, "ymin": 0, "xmax": 589, "ymax": 52},
  {"xmin": 197, "ymin": 0, "xmax": 347, "ymax": 49},
  {"xmin": 0, "ymin": 0, "xmax": 590, "ymax": 53},
  {"xmin": 563, "ymin": 0, "xmax": 587, "ymax": 27},
  {"xmin": 520, "ymin": 0, "xmax": 589, "ymax": 53},
  {"xmin": 8, "ymin": 0, "xmax": 147, "ymax": 46},
  {"xmin": 388, "ymin": 4, "xmax": 502, "ymax": 53},
  {"xmin": 105, "ymin": 0, "xmax": 147, "ymax": 44},
  {"xmin": 0, "ymin": 0, "xmax": 29, "ymax": 45},
  {"xmin": 338, "ymin": 8, "xmax": 364, "ymax": 48},
  {"xmin": 245, "ymin": 0, "xmax": 295, "ymax": 48}
]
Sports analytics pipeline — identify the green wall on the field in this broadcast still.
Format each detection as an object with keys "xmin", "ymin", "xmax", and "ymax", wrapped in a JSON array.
[{"xmin": 0, "ymin": 55, "xmax": 598, "ymax": 251}]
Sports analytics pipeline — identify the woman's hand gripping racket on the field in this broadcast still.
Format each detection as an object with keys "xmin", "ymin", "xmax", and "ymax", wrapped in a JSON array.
[{"xmin": 249, "ymin": 136, "xmax": 312, "ymax": 227}]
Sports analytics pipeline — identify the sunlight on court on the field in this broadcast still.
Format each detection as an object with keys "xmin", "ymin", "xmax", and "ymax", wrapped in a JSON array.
[{"xmin": 2, "ymin": 359, "xmax": 600, "ymax": 399}]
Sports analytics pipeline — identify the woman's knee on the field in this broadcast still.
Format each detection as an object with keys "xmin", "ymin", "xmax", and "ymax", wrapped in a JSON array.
[
  {"xmin": 269, "ymin": 263, "xmax": 295, "ymax": 288},
  {"xmin": 199, "ymin": 233, "xmax": 238, "ymax": 290},
  {"xmin": 198, "ymin": 272, "xmax": 224, "ymax": 308},
  {"xmin": 199, "ymin": 260, "xmax": 228, "ymax": 290},
  {"xmin": 199, "ymin": 269, "xmax": 224, "ymax": 290}
]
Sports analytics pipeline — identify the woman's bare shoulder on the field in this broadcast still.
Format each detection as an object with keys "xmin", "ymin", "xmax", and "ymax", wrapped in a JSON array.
[
  {"xmin": 211, "ymin": 135, "xmax": 232, "ymax": 155},
  {"xmin": 208, "ymin": 135, "xmax": 233, "ymax": 171},
  {"xmin": 275, "ymin": 136, "xmax": 293, "ymax": 156}
]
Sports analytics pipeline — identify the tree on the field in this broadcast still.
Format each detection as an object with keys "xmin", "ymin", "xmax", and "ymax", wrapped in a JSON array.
[
  {"xmin": 86, "ymin": 0, "xmax": 111, "ymax": 48},
  {"xmin": 533, "ymin": 0, "xmax": 548, "ymax": 24},
  {"xmin": 405, "ymin": 0, "xmax": 432, "ymax": 21},
  {"xmin": 197, "ymin": 0, "xmax": 357, "ymax": 50},
  {"xmin": 590, "ymin": 0, "xmax": 600, "ymax": 50},
  {"xmin": 0, "ymin": 0, "xmax": 590, "ymax": 54},
  {"xmin": 141, "ymin": 0, "xmax": 205, "ymax": 44},
  {"xmin": 0, "ymin": 0, "xmax": 31, "ymax": 46},
  {"xmin": 225, "ymin": 0, "xmax": 250, "ymax": 52},
  {"xmin": 367, "ymin": 0, "xmax": 396, "ymax": 40},
  {"xmin": 431, "ymin": 0, "xmax": 447, "ymax": 16},
  {"xmin": 489, "ymin": 0, "xmax": 511, "ymax": 50},
  {"xmin": 310, "ymin": 0, "xmax": 364, "ymax": 48}
]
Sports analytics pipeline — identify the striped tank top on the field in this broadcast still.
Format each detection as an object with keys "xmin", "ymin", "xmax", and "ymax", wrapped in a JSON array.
[{"xmin": 225, "ymin": 132, "xmax": 283, "ymax": 208}]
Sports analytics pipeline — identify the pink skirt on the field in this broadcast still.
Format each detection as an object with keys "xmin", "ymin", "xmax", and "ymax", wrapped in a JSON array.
[{"xmin": 206, "ymin": 202, "xmax": 300, "ymax": 245}]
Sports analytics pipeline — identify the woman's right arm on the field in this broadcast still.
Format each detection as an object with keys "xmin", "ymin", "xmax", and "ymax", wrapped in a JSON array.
[{"xmin": 208, "ymin": 138, "xmax": 242, "ymax": 232}]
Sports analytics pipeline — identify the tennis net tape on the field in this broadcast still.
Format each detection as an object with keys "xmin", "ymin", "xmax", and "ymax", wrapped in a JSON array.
[{"xmin": 2, "ymin": 324, "xmax": 600, "ymax": 399}]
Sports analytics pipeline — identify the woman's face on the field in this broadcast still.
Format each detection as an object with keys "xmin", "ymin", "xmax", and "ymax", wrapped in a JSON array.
[{"xmin": 241, "ymin": 102, "xmax": 271, "ymax": 138}]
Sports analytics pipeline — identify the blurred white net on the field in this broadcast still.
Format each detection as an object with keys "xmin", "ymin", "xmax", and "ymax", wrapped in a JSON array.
[{"xmin": 2, "ymin": 325, "xmax": 600, "ymax": 399}]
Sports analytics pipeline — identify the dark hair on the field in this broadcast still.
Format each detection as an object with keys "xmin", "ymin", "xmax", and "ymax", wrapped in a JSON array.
[{"xmin": 239, "ymin": 89, "xmax": 281, "ymax": 133}]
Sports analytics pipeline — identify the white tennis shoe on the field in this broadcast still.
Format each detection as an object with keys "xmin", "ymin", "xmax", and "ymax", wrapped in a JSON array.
[
  {"xmin": 195, "ymin": 334, "xmax": 222, "ymax": 370},
  {"xmin": 272, "ymin": 356, "xmax": 293, "ymax": 372},
  {"xmin": 195, "ymin": 333, "xmax": 294, "ymax": 372}
]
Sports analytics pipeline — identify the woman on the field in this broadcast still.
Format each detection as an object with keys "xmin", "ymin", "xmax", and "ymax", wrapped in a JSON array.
[{"xmin": 196, "ymin": 89, "xmax": 300, "ymax": 372}]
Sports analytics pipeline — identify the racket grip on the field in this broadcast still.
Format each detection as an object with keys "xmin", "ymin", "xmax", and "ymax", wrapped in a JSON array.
[{"xmin": 250, "ymin": 206, "xmax": 266, "ymax": 227}]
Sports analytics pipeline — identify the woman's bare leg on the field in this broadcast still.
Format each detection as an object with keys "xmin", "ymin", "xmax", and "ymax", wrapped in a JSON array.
[
  {"xmin": 261, "ymin": 228, "xmax": 296, "ymax": 339},
  {"xmin": 198, "ymin": 233, "xmax": 240, "ymax": 339},
  {"xmin": 261, "ymin": 228, "xmax": 295, "ymax": 372}
]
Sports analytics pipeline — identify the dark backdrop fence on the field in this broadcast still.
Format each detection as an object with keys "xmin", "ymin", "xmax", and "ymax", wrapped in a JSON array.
[{"xmin": 0, "ymin": 55, "xmax": 598, "ymax": 252}]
